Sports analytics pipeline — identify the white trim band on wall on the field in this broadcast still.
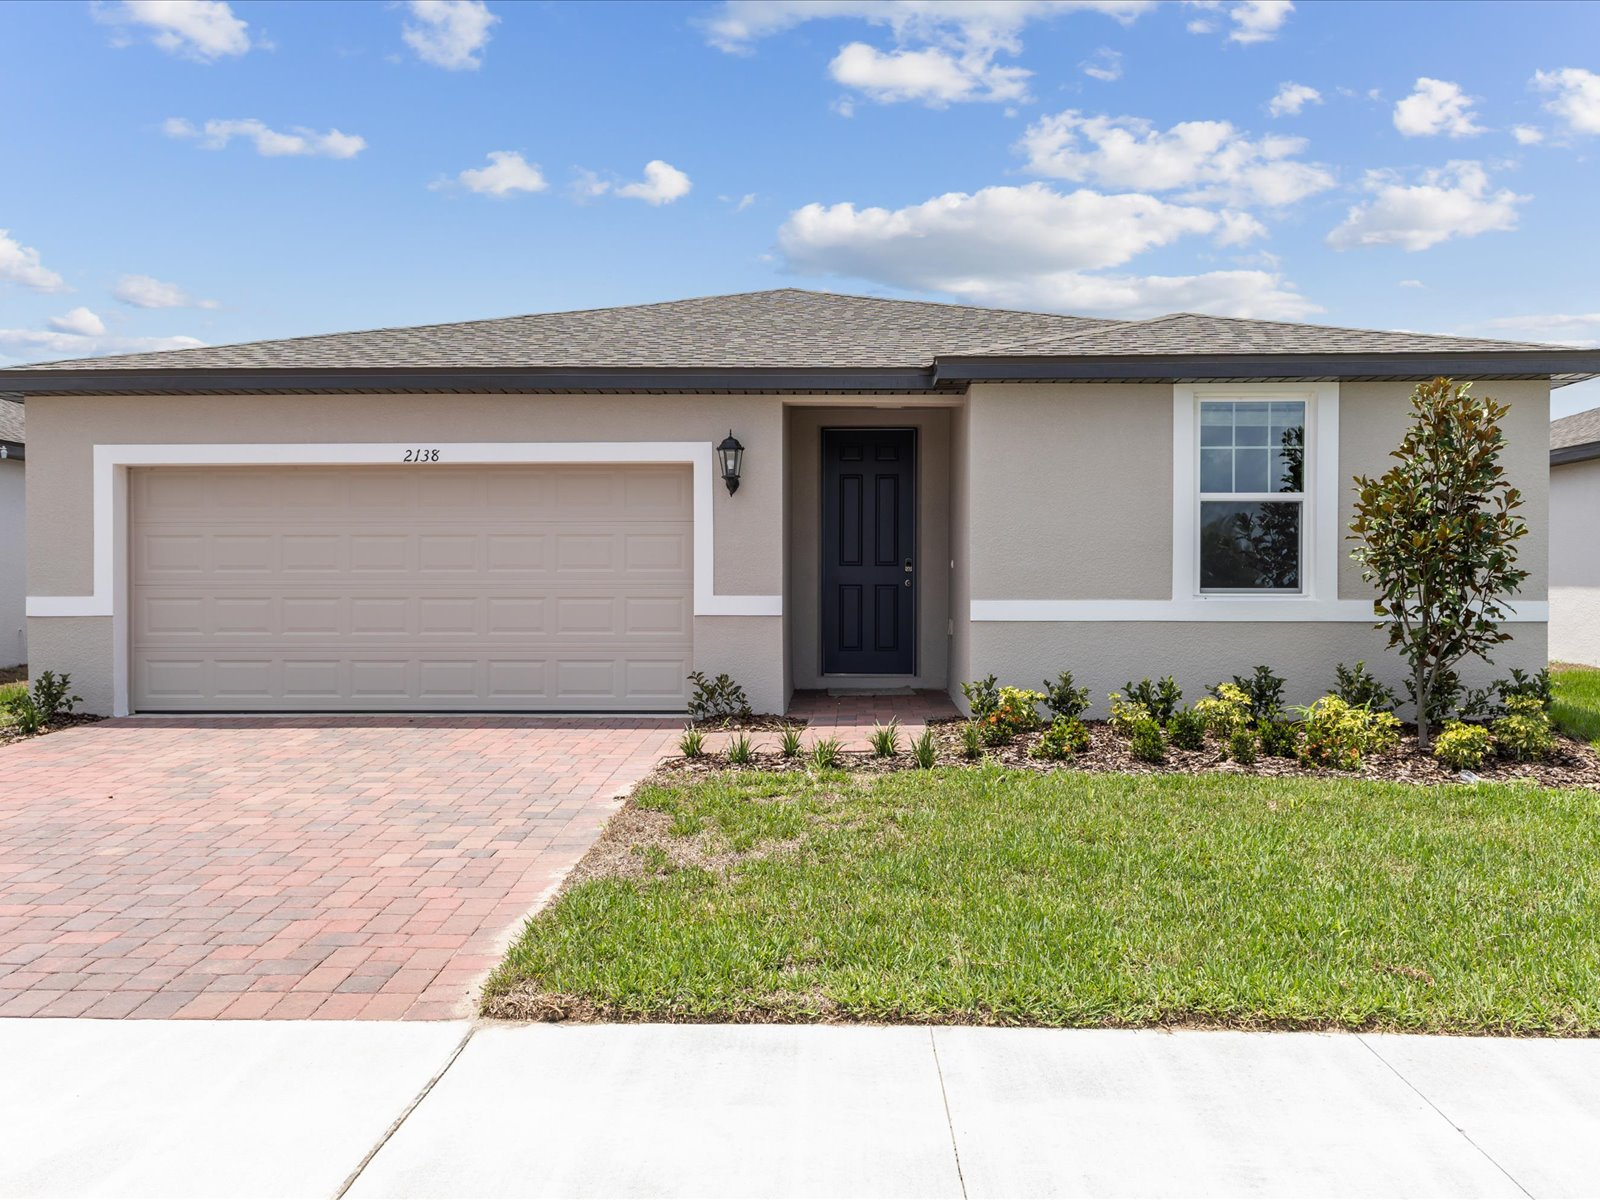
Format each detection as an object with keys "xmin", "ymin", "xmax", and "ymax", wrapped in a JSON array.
[
  {"xmin": 26, "ymin": 441, "xmax": 785, "ymax": 622},
  {"xmin": 970, "ymin": 599, "xmax": 1549, "ymax": 623}
]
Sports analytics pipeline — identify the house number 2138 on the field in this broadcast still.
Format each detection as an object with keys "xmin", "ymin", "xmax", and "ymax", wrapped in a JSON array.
[{"xmin": 402, "ymin": 448, "xmax": 441, "ymax": 462}]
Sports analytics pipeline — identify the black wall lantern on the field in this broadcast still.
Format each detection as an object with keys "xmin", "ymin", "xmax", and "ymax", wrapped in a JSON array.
[{"xmin": 717, "ymin": 430, "xmax": 744, "ymax": 495}]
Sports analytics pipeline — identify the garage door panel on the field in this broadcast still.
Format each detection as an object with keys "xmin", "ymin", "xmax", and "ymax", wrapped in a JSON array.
[{"xmin": 131, "ymin": 464, "xmax": 693, "ymax": 711}]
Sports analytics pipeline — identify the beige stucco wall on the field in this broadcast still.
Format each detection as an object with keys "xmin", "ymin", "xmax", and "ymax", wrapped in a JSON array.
[
  {"xmin": 948, "ymin": 401, "xmax": 972, "ymax": 697},
  {"xmin": 25, "ymin": 391, "xmax": 794, "ymax": 714},
  {"xmin": 785, "ymin": 405, "xmax": 953, "ymax": 690},
  {"xmin": 966, "ymin": 383, "xmax": 1173, "ymax": 600},
  {"xmin": 1551, "ymin": 456, "xmax": 1600, "ymax": 666},
  {"xmin": 0, "ymin": 458, "xmax": 24, "ymax": 668},
  {"xmin": 953, "ymin": 378, "xmax": 1552, "ymax": 714},
  {"xmin": 1338, "ymin": 380, "xmax": 1550, "ymax": 601}
]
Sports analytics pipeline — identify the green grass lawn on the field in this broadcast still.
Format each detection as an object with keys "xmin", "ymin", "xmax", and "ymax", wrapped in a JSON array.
[
  {"xmin": 485, "ymin": 767, "xmax": 1600, "ymax": 1034},
  {"xmin": 1552, "ymin": 665, "xmax": 1600, "ymax": 747}
]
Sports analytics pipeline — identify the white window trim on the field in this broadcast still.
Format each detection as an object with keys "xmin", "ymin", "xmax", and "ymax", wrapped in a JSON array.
[
  {"xmin": 1175, "ymin": 382, "xmax": 1334, "ymax": 604},
  {"xmin": 26, "ymin": 442, "xmax": 783, "ymax": 715}
]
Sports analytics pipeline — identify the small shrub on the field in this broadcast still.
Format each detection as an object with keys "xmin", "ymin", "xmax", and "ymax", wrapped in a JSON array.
[
  {"xmin": 1334, "ymin": 661, "xmax": 1399, "ymax": 712},
  {"xmin": 960, "ymin": 675, "xmax": 1000, "ymax": 721},
  {"xmin": 1122, "ymin": 676, "xmax": 1182, "ymax": 725},
  {"xmin": 678, "ymin": 727, "xmax": 705, "ymax": 758},
  {"xmin": 686, "ymin": 672, "xmax": 752, "ymax": 723},
  {"xmin": 1031, "ymin": 715, "xmax": 1090, "ymax": 761},
  {"xmin": 26, "ymin": 671, "xmax": 80, "ymax": 722},
  {"xmin": 1492, "ymin": 695, "xmax": 1555, "ymax": 761},
  {"xmin": 1230, "ymin": 665, "xmax": 1285, "ymax": 722},
  {"xmin": 778, "ymin": 725, "xmax": 804, "ymax": 758},
  {"xmin": 1194, "ymin": 684, "xmax": 1252, "ymax": 738},
  {"xmin": 1296, "ymin": 696, "xmax": 1402, "ymax": 771},
  {"xmin": 980, "ymin": 687, "xmax": 1045, "ymax": 745},
  {"xmin": 980, "ymin": 718, "xmax": 1013, "ymax": 747},
  {"xmin": 6, "ymin": 694, "xmax": 45, "ymax": 736},
  {"xmin": 1495, "ymin": 668, "xmax": 1553, "ymax": 713},
  {"xmin": 1129, "ymin": 717, "xmax": 1166, "ymax": 763},
  {"xmin": 869, "ymin": 720, "xmax": 902, "ymax": 758},
  {"xmin": 726, "ymin": 733, "xmax": 755, "ymax": 765},
  {"xmin": 1041, "ymin": 671, "xmax": 1091, "ymax": 722},
  {"xmin": 911, "ymin": 728, "xmax": 937, "ymax": 769},
  {"xmin": 1107, "ymin": 694, "xmax": 1152, "ymax": 737},
  {"xmin": 1166, "ymin": 707, "xmax": 1207, "ymax": 751},
  {"xmin": 809, "ymin": 737, "xmax": 843, "ymax": 770},
  {"xmin": 1228, "ymin": 725, "xmax": 1258, "ymax": 765},
  {"xmin": 1258, "ymin": 718, "xmax": 1300, "ymax": 759},
  {"xmin": 1434, "ymin": 721, "xmax": 1492, "ymax": 771},
  {"xmin": 960, "ymin": 722, "xmax": 984, "ymax": 760}
]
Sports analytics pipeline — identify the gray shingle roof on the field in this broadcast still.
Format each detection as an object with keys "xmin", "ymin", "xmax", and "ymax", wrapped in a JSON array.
[
  {"xmin": 0, "ymin": 398, "xmax": 22, "ymax": 444},
  {"xmin": 6, "ymin": 288, "xmax": 1584, "ymax": 377},
  {"xmin": 1552, "ymin": 407, "xmax": 1600, "ymax": 452},
  {"xmin": 7, "ymin": 290, "xmax": 1117, "ymax": 373},
  {"xmin": 985, "ymin": 311, "xmax": 1563, "ymax": 358}
]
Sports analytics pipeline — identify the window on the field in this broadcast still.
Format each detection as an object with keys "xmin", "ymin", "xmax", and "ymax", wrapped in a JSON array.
[{"xmin": 1197, "ymin": 399, "xmax": 1306, "ymax": 592}]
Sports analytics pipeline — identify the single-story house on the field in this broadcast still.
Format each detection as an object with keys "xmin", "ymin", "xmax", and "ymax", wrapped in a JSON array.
[
  {"xmin": 3, "ymin": 289, "xmax": 1596, "ymax": 718},
  {"xmin": 0, "ymin": 397, "xmax": 24, "ymax": 671},
  {"xmin": 1551, "ymin": 407, "xmax": 1600, "ymax": 667}
]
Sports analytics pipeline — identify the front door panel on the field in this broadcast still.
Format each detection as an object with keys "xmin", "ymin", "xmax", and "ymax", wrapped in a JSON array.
[{"xmin": 821, "ymin": 428, "xmax": 916, "ymax": 675}]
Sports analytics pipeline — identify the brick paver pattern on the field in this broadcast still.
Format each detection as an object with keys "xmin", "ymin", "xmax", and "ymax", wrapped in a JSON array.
[{"xmin": 0, "ymin": 717, "xmax": 677, "ymax": 1020}]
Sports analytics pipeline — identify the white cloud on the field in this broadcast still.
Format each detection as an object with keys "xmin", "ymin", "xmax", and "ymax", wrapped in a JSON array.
[
  {"xmin": 47, "ymin": 307, "xmax": 106, "ymax": 336},
  {"xmin": 401, "ymin": 0, "xmax": 498, "ymax": 70},
  {"xmin": 1511, "ymin": 125, "xmax": 1545, "ymax": 145},
  {"xmin": 0, "ymin": 230, "xmax": 67, "ymax": 293},
  {"xmin": 1474, "ymin": 312, "xmax": 1600, "ymax": 346},
  {"xmin": 1326, "ymin": 161, "xmax": 1526, "ymax": 252},
  {"xmin": 1081, "ymin": 47, "xmax": 1122, "ymax": 82},
  {"xmin": 93, "ymin": 0, "xmax": 251, "ymax": 61},
  {"xmin": 1533, "ymin": 67, "xmax": 1600, "ymax": 135},
  {"xmin": 447, "ymin": 150, "xmax": 548, "ymax": 197},
  {"xmin": 703, "ymin": 1, "xmax": 1150, "ymax": 106},
  {"xmin": 728, "ymin": 193, "xmax": 758, "ymax": 211},
  {"xmin": 615, "ymin": 160, "xmax": 693, "ymax": 205},
  {"xmin": 1392, "ymin": 77, "xmax": 1485, "ymax": 138},
  {"xmin": 1267, "ymin": 82, "xmax": 1320, "ymax": 117},
  {"xmin": 1398, "ymin": 278, "xmax": 1424, "ymax": 288},
  {"xmin": 164, "ymin": 117, "xmax": 366, "ymax": 158},
  {"xmin": 781, "ymin": 182, "xmax": 1247, "ymax": 280},
  {"xmin": 828, "ymin": 41, "xmax": 1027, "ymax": 105},
  {"xmin": 778, "ymin": 181, "xmax": 1316, "ymax": 318},
  {"xmin": 1185, "ymin": 1, "xmax": 1293, "ymax": 44},
  {"xmin": 0, "ymin": 328, "xmax": 204, "ymax": 365},
  {"xmin": 114, "ymin": 273, "xmax": 218, "ymax": 309},
  {"xmin": 1018, "ymin": 110, "xmax": 1335, "ymax": 207},
  {"xmin": 701, "ymin": 1, "xmax": 1152, "ymax": 54}
]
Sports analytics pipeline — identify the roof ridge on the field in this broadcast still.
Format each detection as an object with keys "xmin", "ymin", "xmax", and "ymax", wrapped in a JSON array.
[{"xmin": 1148, "ymin": 309, "xmax": 1570, "ymax": 350}]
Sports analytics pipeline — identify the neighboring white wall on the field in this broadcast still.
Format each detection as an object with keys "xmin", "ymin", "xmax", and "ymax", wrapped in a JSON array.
[
  {"xmin": 0, "ymin": 459, "xmax": 24, "ymax": 668},
  {"xmin": 1551, "ymin": 456, "xmax": 1600, "ymax": 666}
]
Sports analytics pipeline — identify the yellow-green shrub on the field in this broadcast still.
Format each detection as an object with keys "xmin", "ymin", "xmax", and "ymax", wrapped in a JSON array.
[
  {"xmin": 1194, "ymin": 683, "xmax": 1252, "ymax": 737},
  {"xmin": 1491, "ymin": 695, "xmax": 1555, "ymax": 761},
  {"xmin": 1297, "ymin": 695, "xmax": 1402, "ymax": 771},
  {"xmin": 1434, "ymin": 721, "xmax": 1492, "ymax": 771},
  {"xmin": 1108, "ymin": 693, "xmax": 1152, "ymax": 736}
]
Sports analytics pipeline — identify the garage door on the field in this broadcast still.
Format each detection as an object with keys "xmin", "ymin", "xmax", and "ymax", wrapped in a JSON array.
[{"xmin": 129, "ymin": 464, "xmax": 694, "ymax": 712}]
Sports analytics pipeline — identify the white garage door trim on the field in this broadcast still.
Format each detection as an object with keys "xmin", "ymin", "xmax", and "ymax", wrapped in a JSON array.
[{"xmin": 28, "ymin": 441, "xmax": 783, "ymax": 716}]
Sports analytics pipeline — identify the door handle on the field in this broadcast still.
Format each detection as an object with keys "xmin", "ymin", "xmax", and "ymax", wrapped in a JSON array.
[{"xmin": 904, "ymin": 558, "xmax": 914, "ymax": 573}]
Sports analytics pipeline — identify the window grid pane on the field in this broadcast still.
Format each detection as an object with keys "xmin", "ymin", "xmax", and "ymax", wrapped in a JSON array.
[{"xmin": 1198, "ymin": 399, "xmax": 1305, "ymax": 496}]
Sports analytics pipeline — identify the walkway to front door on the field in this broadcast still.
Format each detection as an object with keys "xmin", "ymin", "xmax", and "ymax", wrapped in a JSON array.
[{"xmin": 0, "ymin": 717, "xmax": 677, "ymax": 1019}]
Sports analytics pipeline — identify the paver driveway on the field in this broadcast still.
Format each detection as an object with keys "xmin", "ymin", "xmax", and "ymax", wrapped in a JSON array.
[{"xmin": 0, "ymin": 717, "xmax": 678, "ymax": 1020}]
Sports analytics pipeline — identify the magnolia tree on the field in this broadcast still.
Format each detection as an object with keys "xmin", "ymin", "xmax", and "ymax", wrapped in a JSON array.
[{"xmin": 1349, "ymin": 377, "xmax": 1529, "ymax": 750}]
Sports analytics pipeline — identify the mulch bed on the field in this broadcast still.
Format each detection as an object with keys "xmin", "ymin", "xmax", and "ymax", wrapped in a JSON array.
[
  {"xmin": 0, "ymin": 713, "xmax": 105, "ymax": 749},
  {"xmin": 659, "ymin": 718, "xmax": 1600, "ymax": 790}
]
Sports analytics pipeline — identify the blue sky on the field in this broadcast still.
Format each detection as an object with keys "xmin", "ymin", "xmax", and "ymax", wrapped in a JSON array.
[{"xmin": 2, "ymin": 0, "xmax": 1598, "ymax": 415}]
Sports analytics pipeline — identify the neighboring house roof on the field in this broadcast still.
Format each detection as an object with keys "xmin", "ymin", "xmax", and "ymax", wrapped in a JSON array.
[
  {"xmin": 1552, "ymin": 407, "xmax": 1600, "ymax": 465},
  {"xmin": 3, "ymin": 289, "xmax": 1597, "ymax": 396},
  {"xmin": 0, "ymin": 398, "xmax": 23, "ymax": 454}
]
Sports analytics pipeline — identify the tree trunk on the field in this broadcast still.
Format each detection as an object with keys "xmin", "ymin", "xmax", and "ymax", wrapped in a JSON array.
[{"xmin": 1415, "ymin": 666, "xmax": 1432, "ymax": 751}]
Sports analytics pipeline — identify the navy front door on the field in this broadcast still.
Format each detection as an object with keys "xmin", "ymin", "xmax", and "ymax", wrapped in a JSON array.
[{"xmin": 820, "ymin": 428, "xmax": 916, "ymax": 675}]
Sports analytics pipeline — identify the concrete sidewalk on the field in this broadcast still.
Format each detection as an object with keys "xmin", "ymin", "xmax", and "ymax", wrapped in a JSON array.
[{"xmin": 5, "ymin": 1021, "xmax": 1599, "ymax": 1199}]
